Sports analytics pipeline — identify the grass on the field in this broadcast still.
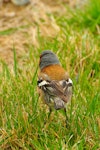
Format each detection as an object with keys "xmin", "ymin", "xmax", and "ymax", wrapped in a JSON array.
[
  {"xmin": 56, "ymin": 0, "xmax": 100, "ymax": 41},
  {"xmin": 0, "ymin": 0, "xmax": 100, "ymax": 149}
]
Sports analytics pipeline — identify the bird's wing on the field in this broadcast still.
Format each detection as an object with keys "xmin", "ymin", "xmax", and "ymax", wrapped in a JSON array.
[{"xmin": 37, "ymin": 75, "xmax": 73, "ymax": 103}]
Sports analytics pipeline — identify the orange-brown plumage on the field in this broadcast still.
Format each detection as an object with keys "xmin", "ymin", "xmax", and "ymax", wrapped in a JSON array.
[
  {"xmin": 37, "ymin": 50, "xmax": 73, "ymax": 111},
  {"xmin": 40, "ymin": 64, "xmax": 69, "ymax": 81}
]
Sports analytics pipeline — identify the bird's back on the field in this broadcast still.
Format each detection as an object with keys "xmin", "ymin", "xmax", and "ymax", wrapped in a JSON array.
[{"xmin": 41, "ymin": 64, "xmax": 69, "ymax": 81}]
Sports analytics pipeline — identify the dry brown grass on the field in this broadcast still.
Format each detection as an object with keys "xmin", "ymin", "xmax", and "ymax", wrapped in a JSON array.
[
  {"xmin": 0, "ymin": 0, "xmax": 63, "ymax": 69},
  {"xmin": 0, "ymin": 0, "xmax": 86, "ymax": 71}
]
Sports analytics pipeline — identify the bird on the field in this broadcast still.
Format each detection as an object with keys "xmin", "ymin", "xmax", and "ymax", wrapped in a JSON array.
[{"xmin": 37, "ymin": 50, "xmax": 73, "ymax": 124}]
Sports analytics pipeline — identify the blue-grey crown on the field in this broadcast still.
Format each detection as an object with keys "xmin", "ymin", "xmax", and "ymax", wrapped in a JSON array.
[{"xmin": 40, "ymin": 50, "xmax": 60, "ymax": 70}]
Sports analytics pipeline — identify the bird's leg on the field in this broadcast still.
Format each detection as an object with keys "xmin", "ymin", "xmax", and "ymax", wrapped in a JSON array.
[
  {"xmin": 64, "ymin": 108, "xmax": 70, "ymax": 128},
  {"xmin": 48, "ymin": 107, "xmax": 52, "ymax": 119}
]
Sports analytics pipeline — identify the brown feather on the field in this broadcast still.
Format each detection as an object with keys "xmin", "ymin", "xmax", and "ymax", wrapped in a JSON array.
[{"xmin": 41, "ymin": 64, "xmax": 69, "ymax": 81}]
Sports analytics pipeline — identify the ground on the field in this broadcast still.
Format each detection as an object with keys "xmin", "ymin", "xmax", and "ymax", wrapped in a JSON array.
[
  {"xmin": 0, "ymin": 0, "xmax": 100, "ymax": 149},
  {"xmin": 0, "ymin": 0, "xmax": 85, "ymax": 71}
]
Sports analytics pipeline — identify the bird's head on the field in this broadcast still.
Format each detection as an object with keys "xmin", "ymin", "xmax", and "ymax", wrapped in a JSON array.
[{"xmin": 39, "ymin": 50, "xmax": 60, "ymax": 70}]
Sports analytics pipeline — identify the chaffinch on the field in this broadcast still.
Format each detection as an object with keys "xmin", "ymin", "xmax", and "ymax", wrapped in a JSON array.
[{"xmin": 37, "ymin": 50, "xmax": 73, "ymax": 120}]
